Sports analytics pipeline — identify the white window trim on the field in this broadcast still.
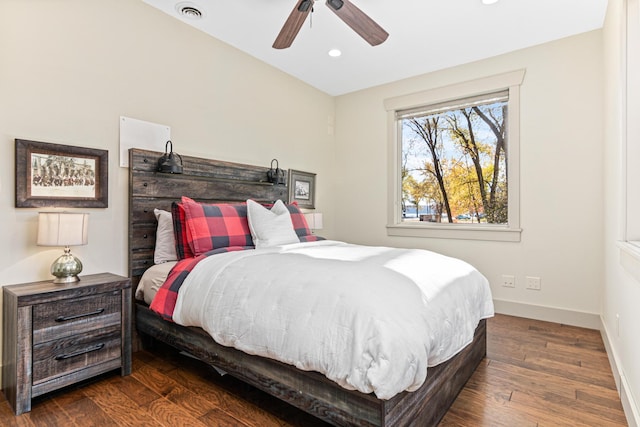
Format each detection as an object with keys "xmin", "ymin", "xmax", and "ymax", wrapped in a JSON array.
[{"xmin": 384, "ymin": 69, "xmax": 525, "ymax": 242}]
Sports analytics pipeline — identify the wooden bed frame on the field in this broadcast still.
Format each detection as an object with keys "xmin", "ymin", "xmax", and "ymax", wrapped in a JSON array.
[{"xmin": 128, "ymin": 148, "xmax": 486, "ymax": 426}]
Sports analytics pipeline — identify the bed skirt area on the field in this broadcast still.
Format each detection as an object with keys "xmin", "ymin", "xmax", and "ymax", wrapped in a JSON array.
[{"xmin": 135, "ymin": 303, "xmax": 486, "ymax": 427}]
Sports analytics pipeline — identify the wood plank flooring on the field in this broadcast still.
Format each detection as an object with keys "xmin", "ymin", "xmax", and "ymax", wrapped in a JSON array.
[{"xmin": 0, "ymin": 314, "xmax": 627, "ymax": 426}]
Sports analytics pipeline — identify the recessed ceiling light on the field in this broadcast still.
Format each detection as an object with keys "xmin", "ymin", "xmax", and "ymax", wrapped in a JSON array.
[
  {"xmin": 482, "ymin": 0, "xmax": 499, "ymax": 4},
  {"xmin": 176, "ymin": 2, "xmax": 203, "ymax": 20},
  {"xmin": 328, "ymin": 49, "xmax": 342, "ymax": 57}
]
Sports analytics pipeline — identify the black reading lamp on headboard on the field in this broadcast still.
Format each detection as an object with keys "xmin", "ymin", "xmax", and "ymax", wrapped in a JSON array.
[
  {"xmin": 157, "ymin": 140, "xmax": 183, "ymax": 174},
  {"xmin": 267, "ymin": 159, "xmax": 285, "ymax": 185}
]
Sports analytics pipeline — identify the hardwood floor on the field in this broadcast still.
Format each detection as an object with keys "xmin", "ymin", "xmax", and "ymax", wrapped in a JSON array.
[
  {"xmin": 0, "ymin": 314, "xmax": 627, "ymax": 426},
  {"xmin": 441, "ymin": 315, "xmax": 626, "ymax": 427}
]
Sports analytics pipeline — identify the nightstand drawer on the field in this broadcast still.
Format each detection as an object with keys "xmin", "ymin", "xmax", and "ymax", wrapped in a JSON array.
[
  {"xmin": 32, "ymin": 325, "xmax": 122, "ymax": 385},
  {"xmin": 33, "ymin": 290, "xmax": 122, "ymax": 344}
]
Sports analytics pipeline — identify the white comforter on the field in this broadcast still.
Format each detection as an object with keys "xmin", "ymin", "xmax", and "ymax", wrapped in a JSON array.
[{"xmin": 172, "ymin": 240, "xmax": 494, "ymax": 399}]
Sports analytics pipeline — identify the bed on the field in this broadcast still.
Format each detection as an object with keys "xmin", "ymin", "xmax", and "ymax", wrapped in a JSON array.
[{"xmin": 128, "ymin": 148, "xmax": 492, "ymax": 426}]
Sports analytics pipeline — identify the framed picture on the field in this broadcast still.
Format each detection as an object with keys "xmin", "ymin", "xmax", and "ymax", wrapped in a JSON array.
[
  {"xmin": 15, "ymin": 139, "xmax": 108, "ymax": 208},
  {"xmin": 288, "ymin": 169, "xmax": 316, "ymax": 209}
]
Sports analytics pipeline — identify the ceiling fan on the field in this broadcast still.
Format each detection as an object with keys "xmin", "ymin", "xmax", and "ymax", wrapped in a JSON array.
[{"xmin": 273, "ymin": 0, "xmax": 389, "ymax": 49}]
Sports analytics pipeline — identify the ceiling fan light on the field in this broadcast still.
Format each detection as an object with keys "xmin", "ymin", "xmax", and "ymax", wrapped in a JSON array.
[
  {"xmin": 328, "ymin": 49, "xmax": 342, "ymax": 57},
  {"xmin": 326, "ymin": 0, "xmax": 344, "ymax": 11}
]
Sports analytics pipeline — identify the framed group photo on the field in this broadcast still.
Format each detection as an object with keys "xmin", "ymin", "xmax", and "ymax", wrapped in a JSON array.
[
  {"xmin": 15, "ymin": 139, "xmax": 108, "ymax": 208},
  {"xmin": 288, "ymin": 169, "xmax": 316, "ymax": 209}
]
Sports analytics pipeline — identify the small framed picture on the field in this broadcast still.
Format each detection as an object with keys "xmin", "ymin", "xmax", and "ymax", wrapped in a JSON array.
[
  {"xmin": 288, "ymin": 169, "xmax": 316, "ymax": 209},
  {"xmin": 15, "ymin": 139, "xmax": 108, "ymax": 208}
]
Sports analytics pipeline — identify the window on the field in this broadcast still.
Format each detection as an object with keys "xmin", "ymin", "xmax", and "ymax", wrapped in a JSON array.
[
  {"xmin": 625, "ymin": 0, "xmax": 640, "ymax": 246},
  {"xmin": 384, "ymin": 70, "xmax": 525, "ymax": 241},
  {"xmin": 399, "ymin": 91, "xmax": 508, "ymax": 225}
]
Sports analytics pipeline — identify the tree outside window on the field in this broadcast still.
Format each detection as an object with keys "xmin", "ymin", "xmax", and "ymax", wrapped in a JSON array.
[{"xmin": 400, "ymin": 92, "xmax": 508, "ymax": 225}]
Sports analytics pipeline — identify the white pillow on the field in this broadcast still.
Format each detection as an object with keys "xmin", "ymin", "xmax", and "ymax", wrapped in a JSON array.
[
  {"xmin": 153, "ymin": 208, "xmax": 178, "ymax": 264},
  {"xmin": 246, "ymin": 199, "xmax": 300, "ymax": 249}
]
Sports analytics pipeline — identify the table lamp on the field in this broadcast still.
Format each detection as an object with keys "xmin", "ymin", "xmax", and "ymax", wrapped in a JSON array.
[
  {"xmin": 304, "ymin": 212, "xmax": 323, "ymax": 232},
  {"xmin": 37, "ymin": 212, "xmax": 89, "ymax": 283}
]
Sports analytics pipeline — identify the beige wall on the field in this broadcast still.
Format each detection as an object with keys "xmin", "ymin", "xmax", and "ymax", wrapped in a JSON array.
[
  {"xmin": 334, "ymin": 31, "xmax": 604, "ymax": 322},
  {"xmin": 0, "ymin": 0, "xmax": 337, "ymax": 289}
]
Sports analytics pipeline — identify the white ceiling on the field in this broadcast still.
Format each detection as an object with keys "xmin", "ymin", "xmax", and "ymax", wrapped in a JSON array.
[{"xmin": 141, "ymin": 0, "xmax": 608, "ymax": 96}]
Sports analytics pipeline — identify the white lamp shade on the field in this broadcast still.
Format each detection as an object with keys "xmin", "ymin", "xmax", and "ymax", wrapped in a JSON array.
[
  {"xmin": 304, "ymin": 212, "xmax": 323, "ymax": 230},
  {"xmin": 37, "ymin": 212, "xmax": 89, "ymax": 247}
]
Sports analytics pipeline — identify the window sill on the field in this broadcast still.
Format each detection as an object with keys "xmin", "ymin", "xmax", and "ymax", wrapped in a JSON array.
[
  {"xmin": 617, "ymin": 241, "xmax": 640, "ymax": 284},
  {"xmin": 386, "ymin": 223, "xmax": 522, "ymax": 242}
]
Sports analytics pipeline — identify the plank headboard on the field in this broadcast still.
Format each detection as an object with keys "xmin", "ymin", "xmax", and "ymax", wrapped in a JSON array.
[{"xmin": 128, "ymin": 148, "xmax": 289, "ymax": 288}]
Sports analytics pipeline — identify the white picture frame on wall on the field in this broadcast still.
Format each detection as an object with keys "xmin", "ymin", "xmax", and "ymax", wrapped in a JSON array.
[{"xmin": 119, "ymin": 116, "xmax": 170, "ymax": 167}]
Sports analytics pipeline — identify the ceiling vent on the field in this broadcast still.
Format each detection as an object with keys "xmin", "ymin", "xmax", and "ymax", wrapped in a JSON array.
[{"xmin": 176, "ymin": 3, "xmax": 203, "ymax": 20}]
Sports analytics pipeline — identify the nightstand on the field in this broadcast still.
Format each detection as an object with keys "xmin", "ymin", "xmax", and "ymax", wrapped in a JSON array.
[{"xmin": 2, "ymin": 273, "xmax": 131, "ymax": 415}]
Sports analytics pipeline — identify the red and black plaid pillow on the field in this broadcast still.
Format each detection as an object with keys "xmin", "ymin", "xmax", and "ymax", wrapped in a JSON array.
[
  {"xmin": 171, "ymin": 200, "xmax": 195, "ymax": 260},
  {"xmin": 181, "ymin": 198, "xmax": 253, "ymax": 256},
  {"xmin": 287, "ymin": 201, "xmax": 324, "ymax": 242},
  {"xmin": 171, "ymin": 198, "xmax": 323, "ymax": 260}
]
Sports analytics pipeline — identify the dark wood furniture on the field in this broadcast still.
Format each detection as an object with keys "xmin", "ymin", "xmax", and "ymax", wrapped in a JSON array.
[
  {"xmin": 128, "ymin": 148, "xmax": 486, "ymax": 427},
  {"xmin": 2, "ymin": 273, "xmax": 132, "ymax": 415}
]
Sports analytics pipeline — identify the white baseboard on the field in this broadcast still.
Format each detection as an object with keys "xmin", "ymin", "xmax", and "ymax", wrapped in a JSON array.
[
  {"xmin": 601, "ymin": 316, "xmax": 640, "ymax": 427},
  {"xmin": 492, "ymin": 298, "xmax": 601, "ymax": 329},
  {"xmin": 601, "ymin": 318, "xmax": 622, "ymax": 393},
  {"xmin": 621, "ymin": 377, "xmax": 640, "ymax": 427}
]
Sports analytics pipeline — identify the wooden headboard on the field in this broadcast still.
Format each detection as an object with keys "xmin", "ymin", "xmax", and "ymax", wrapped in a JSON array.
[{"xmin": 128, "ymin": 148, "xmax": 289, "ymax": 287}]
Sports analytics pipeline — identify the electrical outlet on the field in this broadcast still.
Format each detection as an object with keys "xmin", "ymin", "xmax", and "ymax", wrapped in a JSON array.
[
  {"xmin": 502, "ymin": 274, "xmax": 515, "ymax": 288},
  {"xmin": 526, "ymin": 276, "xmax": 541, "ymax": 290}
]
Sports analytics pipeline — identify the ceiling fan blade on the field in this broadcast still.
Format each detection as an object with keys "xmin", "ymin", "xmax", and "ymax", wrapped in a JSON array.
[
  {"xmin": 273, "ymin": 0, "xmax": 315, "ymax": 49},
  {"xmin": 325, "ymin": 0, "xmax": 388, "ymax": 46}
]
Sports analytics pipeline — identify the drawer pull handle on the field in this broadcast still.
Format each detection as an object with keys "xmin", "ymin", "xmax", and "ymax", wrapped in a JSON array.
[
  {"xmin": 55, "ymin": 343, "xmax": 105, "ymax": 360},
  {"xmin": 55, "ymin": 308, "xmax": 104, "ymax": 322}
]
